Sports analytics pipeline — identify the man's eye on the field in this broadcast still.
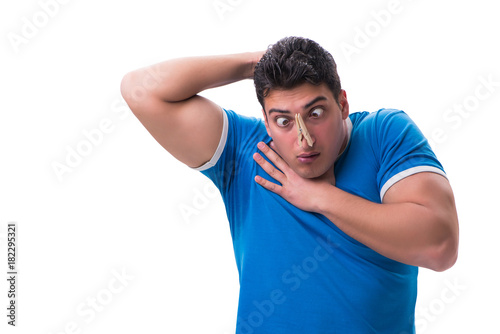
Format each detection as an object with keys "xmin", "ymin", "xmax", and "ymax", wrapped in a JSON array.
[
  {"xmin": 276, "ymin": 117, "xmax": 290, "ymax": 127},
  {"xmin": 310, "ymin": 108, "xmax": 324, "ymax": 118}
]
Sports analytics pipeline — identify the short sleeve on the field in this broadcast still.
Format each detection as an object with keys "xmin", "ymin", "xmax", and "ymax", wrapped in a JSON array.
[
  {"xmin": 376, "ymin": 109, "xmax": 447, "ymax": 200},
  {"xmin": 192, "ymin": 108, "xmax": 270, "ymax": 193},
  {"xmin": 191, "ymin": 107, "xmax": 229, "ymax": 173}
]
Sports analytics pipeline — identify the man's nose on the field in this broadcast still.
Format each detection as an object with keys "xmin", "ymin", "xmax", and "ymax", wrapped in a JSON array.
[{"xmin": 295, "ymin": 113, "xmax": 314, "ymax": 147}]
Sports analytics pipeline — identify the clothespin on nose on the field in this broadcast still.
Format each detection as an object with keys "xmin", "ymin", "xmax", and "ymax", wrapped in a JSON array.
[{"xmin": 295, "ymin": 113, "xmax": 313, "ymax": 148}]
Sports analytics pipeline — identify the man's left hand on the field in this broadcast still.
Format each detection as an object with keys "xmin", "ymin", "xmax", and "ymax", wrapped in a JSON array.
[{"xmin": 253, "ymin": 141, "xmax": 332, "ymax": 212}]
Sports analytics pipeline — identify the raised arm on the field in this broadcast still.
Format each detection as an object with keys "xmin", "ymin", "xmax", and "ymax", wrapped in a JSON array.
[{"xmin": 120, "ymin": 51, "xmax": 264, "ymax": 168}]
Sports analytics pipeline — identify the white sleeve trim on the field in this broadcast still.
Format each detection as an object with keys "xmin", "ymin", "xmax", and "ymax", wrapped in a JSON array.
[
  {"xmin": 380, "ymin": 166, "xmax": 448, "ymax": 201},
  {"xmin": 191, "ymin": 107, "xmax": 228, "ymax": 172}
]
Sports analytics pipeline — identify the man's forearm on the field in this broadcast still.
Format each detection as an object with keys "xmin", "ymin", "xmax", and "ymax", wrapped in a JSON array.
[
  {"xmin": 253, "ymin": 141, "xmax": 459, "ymax": 272},
  {"xmin": 313, "ymin": 183, "xmax": 458, "ymax": 271},
  {"xmin": 122, "ymin": 52, "xmax": 263, "ymax": 105}
]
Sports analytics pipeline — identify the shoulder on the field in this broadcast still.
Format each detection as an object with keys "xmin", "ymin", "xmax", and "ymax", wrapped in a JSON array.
[
  {"xmin": 350, "ymin": 108, "xmax": 424, "ymax": 144},
  {"xmin": 224, "ymin": 108, "xmax": 263, "ymax": 124},
  {"xmin": 350, "ymin": 108, "xmax": 413, "ymax": 128},
  {"xmin": 198, "ymin": 108, "xmax": 269, "ymax": 176},
  {"xmin": 224, "ymin": 108, "xmax": 266, "ymax": 134}
]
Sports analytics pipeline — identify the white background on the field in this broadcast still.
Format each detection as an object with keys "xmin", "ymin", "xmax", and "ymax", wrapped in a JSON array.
[{"xmin": 1, "ymin": 0, "xmax": 499, "ymax": 333}]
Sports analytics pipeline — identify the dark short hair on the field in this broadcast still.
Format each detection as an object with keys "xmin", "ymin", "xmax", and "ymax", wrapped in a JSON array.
[{"xmin": 254, "ymin": 36, "xmax": 342, "ymax": 111}]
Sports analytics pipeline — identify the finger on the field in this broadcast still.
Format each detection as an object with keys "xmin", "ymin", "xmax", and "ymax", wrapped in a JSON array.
[
  {"xmin": 257, "ymin": 142, "xmax": 290, "ymax": 172},
  {"xmin": 253, "ymin": 152, "xmax": 286, "ymax": 184},
  {"xmin": 254, "ymin": 175, "xmax": 283, "ymax": 195}
]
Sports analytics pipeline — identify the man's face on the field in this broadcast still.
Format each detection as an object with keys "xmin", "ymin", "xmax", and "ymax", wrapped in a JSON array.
[{"xmin": 262, "ymin": 83, "xmax": 349, "ymax": 182}]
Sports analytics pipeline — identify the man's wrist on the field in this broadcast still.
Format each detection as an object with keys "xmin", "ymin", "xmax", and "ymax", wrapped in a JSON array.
[
  {"xmin": 243, "ymin": 51, "xmax": 265, "ymax": 79},
  {"xmin": 311, "ymin": 183, "xmax": 340, "ymax": 218}
]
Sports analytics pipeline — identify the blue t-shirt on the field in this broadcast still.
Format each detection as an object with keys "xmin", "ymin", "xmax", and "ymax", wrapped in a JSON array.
[{"xmin": 196, "ymin": 108, "xmax": 446, "ymax": 333}]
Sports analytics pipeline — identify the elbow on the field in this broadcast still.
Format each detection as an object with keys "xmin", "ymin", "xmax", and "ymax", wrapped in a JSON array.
[
  {"xmin": 422, "ymin": 205, "xmax": 460, "ymax": 272},
  {"xmin": 120, "ymin": 71, "xmax": 139, "ymax": 108},
  {"xmin": 120, "ymin": 70, "xmax": 157, "ymax": 116},
  {"xmin": 120, "ymin": 67, "xmax": 176, "ymax": 114},
  {"xmin": 120, "ymin": 72, "xmax": 131, "ymax": 98},
  {"xmin": 429, "ymin": 245, "xmax": 458, "ymax": 272},
  {"xmin": 426, "ymin": 229, "xmax": 459, "ymax": 272}
]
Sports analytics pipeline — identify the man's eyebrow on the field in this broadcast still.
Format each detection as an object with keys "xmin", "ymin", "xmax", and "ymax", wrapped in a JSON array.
[
  {"xmin": 268, "ymin": 108, "xmax": 290, "ymax": 115},
  {"xmin": 267, "ymin": 96, "xmax": 328, "ymax": 116},
  {"xmin": 304, "ymin": 96, "xmax": 327, "ymax": 109}
]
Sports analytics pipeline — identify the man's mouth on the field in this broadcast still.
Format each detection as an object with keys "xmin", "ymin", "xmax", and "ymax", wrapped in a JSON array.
[{"xmin": 297, "ymin": 152, "xmax": 320, "ymax": 163}]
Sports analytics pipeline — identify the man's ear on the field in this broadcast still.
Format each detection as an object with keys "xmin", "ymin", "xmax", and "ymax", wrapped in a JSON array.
[
  {"xmin": 338, "ymin": 90, "xmax": 350, "ymax": 120},
  {"xmin": 261, "ymin": 108, "xmax": 272, "ymax": 137}
]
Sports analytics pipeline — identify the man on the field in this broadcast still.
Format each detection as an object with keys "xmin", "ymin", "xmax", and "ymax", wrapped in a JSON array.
[{"xmin": 121, "ymin": 36, "xmax": 459, "ymax": 333}]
